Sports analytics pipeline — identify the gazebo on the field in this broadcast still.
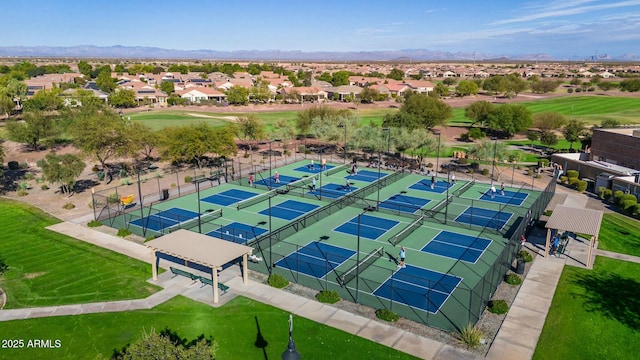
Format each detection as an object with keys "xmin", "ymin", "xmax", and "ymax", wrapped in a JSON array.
[
  {"xmin": 146, "ymin": 229, "xmax": 254, "ymax": 303},
  {"xmin": 544, "ymin": 205, "xmax": 603, "ymax": 268}
]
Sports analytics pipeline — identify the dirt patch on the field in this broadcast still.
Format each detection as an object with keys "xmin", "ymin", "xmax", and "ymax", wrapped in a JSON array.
[{"xmin": 24, "ymin": 271, "xmax": 47, "ymax": 279}]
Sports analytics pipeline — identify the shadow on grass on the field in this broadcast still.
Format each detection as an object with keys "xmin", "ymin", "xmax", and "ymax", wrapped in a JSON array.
[
  {"xmin": 571, "ymin": 271, "xmax": 640, "ymax": 330},
  {"xmin": 254, "ymin": 315, "xmax": 269, "ymax": 360}
]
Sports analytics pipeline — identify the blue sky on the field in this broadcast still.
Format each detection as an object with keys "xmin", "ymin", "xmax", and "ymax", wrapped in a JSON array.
[{"xmin": 4, "ymin": 0, "xmax": 640, "ymax": 58}]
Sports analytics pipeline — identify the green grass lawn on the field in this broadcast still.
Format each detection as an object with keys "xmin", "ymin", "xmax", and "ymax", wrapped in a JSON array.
[
  {"xmin": 520, "ymin": 96, "xmax": 640, "ymax": 125},
  {"xmin": 533, "ymin": 256, "xmax": 640, "ymax": 360},
  {"xmin": 596, "ymin": 213, "xmax": 640, "ymax": 257},
  {"xmin": 0, "ymin": 198, "xmax": 159, "ymax": 308},
  {"xmin": 0, "ymin": 295, "xmax": 418, "ymax": 359}
]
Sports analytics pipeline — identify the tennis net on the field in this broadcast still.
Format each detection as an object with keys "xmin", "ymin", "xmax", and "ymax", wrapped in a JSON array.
[
  {"xmin": 390, "ymin": 215, "xmax": 424, "ymax": 246},
  {"xmin": 325, "ymin": 163, "xmax": 350, "ymax": 176},
  {"xmin": 455, "ymin": 179, "xmax": 475, "ymax": 196},
  {"xmin": 237, "ymin": 189, "xmax": 276, "ymax": 210},
  {"xmin": 163, "ymin": 208, "xmax": 223, "ymax": 234},
  {"xmin": 337, "ymin": 246, "xmax": 384, "ymax": 287}
]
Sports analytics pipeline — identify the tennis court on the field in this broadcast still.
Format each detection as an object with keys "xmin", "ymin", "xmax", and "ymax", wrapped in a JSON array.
[
  {"xmin": 421, "ymin": 230, "xmax": 491, "ymax": 263},
  {"xmin": 379, "ymin": 193, "xmax": 431, "ymax": 214},
  {"xmin": 309, "ymin": 183, "xmax": 359, "ymax": 199},
  {"xmin": 334, "ymin": 214, "xmax": 400, "ymax": 240},
  {"xmin": 258, "ymin": 199, "xmax": 319, "ymax": 220},
  {"xmin": 202, "ymin": 189, "xmax": 258, "ymax": 206},
  {"xmin": 206, "ymin": 221, "xmax": 268, "ymax": 244},
  {"xmin": 254, "ymin": 174, "xmax": 299, "ymax": 189},
  {"xmin": 373, "ymin": 264, "xmax": 462, "ymax": 313},
  {"xmin": 294, "ymin": 164, "xmax": 334, "ymax": 174},
  {"xmin": 346, "ymin": 169, "xmax": 385, "ymax": 182},
  {"xmin": 275, "ymin": 242, "xmax": 355, "ymax": 278},
  {"xmin": 479, "ymin": 190, "xmax": 528, "ymax": 206},
  {"xmin": 129, "ymin": 207, "xmax": 198, "ymax": 231},
  {"xmin": 454, "ymin": 207, "xmax": 513, "ymax": 230},
  {"xmin": 409, "ymin": 179, "xmax": 452, "ymax": 194}
]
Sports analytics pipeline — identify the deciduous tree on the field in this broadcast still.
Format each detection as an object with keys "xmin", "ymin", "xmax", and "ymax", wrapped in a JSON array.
[
  {"xmin": 236, "ymin": 115, "xmax": 265, "ymax": 155},
  {"xmin": 70, "ymin": 110, "xmax": 132, "ymax": 169},
  {"xmin": 108, "ymin": 89, "xmax": 137, "ymax": 108},
  {"xmin": 37, "ymin": 152, "xmax": 86, "ymax": 194},
  {"xmin": 455, "ymin": 80, "xmax": 479, "ymax": 97},
  {"xmin": 465, "ymin": 101, "xmax": 494, "ymax": 127},
  {"xmin": 486, "ymin": 104, "xmax": 532, "ymax": 137},
  {"xmin": 6, "ymin": 111, "xmax": 61, "ymax": 150},
  {"xmin": 225, "ymin": 86, "xmax": 249, "ymax": 105},
  {"xmin": 563, "ymin": 119, "xmax": 586, "ymax": 150},
  {"xmin": 383, "ymin": 93, "xmax": 452, "ymax": 130},
  {"xmin": 160, "ymin": 123, "xmax": 236, "ymax": 168}
]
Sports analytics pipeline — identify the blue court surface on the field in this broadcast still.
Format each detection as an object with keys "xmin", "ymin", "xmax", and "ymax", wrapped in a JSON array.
[
  {"xmin": 202, "ymin": 189, "xmax": 258, "ymax": 206},
  {"xmin": 421, "ymin": 231, "xmax": 491, "ymax": 263},
  {"xmin": 258, "ymin": 200, "xmax": 319, "ymax": 220},
  {"xmin": 479, "ymin": 190, "xmax": 528, "ymax": 206},
  {"xmin": 454, "ymin": 207, "xmax": 513, "ymax": 230},
  {"xmin": 346, "ymin": 170, "xmax": 385, "ymax": 182},
  {"xmin": 254, "ymin": 174, "xmax": 299, "ymax": 189},
  {"xmin": 379, "ymin": 194, "xmax": 431, "ymax": 214},
  {"xmin": 294, "ymin": 164, "xmax": 334, "ymax": 174},
  {"xmin": 373, "ymin": 265, "xmax": 462, "ymax": 313},
  {"xmin": 207, "ymin": 221, "xmax": 268, "ymax": 244},
  {"xmin": 409, "ymin": 179, "xmax": 452, "ymax": 194},
  {"xmin": 275, "ymin": 242, "xmax": 355, "ymax": 278},
  {"xmin": 334, "ymin": 214, "xmax": 399, "ymax": 240},
  {"xmin": 130, "ymin": 207, "xmax": 198, "ymax": 231},
  {"xmin": 308, "ymin": 183, "xmax": 359, "ymax": 199}
]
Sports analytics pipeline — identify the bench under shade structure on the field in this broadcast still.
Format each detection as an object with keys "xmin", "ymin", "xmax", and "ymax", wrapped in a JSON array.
[{"xmin": 146, "ymin": 229, "xmax": 254, "ymax": 303}]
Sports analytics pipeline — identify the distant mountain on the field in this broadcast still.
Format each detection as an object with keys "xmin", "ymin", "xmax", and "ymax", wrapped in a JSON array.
[{"xmin": 0, "ymin": 45, "xmax": 638, "ymax": 61}]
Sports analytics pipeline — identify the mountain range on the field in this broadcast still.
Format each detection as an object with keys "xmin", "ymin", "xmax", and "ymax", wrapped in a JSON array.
[{"xmin": 0, "ymin": 45, "xmax": 637, "ymax": 62}]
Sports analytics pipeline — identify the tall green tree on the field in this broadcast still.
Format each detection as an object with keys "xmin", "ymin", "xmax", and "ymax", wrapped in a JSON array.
[
  {"xmin": 563, "ymin": 119, "xmax": 586, "ymax": 150},
  {"xmin": 455, "ymin": 80, "xmax": 479, "ymax": 97},
  {"xmin": 77, "ymin": 61, "xmax": 92, "ymax": 78},
  {"xmin": 468, "ymin": 140, "xmax": 510, "ymax": 181},
  {"xmin": 331, "ymin": 71, "xmax": 351, "ymax": 86},
  {"xmin": 22, "ymin": 88, "xmax": 63, "ymax": 112},
  {"xmin": 310, "ymin": 113, "xmax": 360, "ymax": 146},
  {"xmin": 383, "ymin": 92, "xmax": 452, "ymax": 130},
  {"xmin": 37, "ymin": 152, "xmax": 86, "ymax": 194},
  {"xmin": 486, "ymin": 104, "xmax": 533, "ymax": 137},
  {"xmin": 108, "ymin": 89, "xmax": 137, "ymax": 108},
  {"xmin": 0, "ymin": 78, "xmax": 27, "ymax": 116},
  {"xmin": 225, "ymin": 86, "xmax": 249, "ymax": 105},
  {"xmin": 70, "ymin": 110, "xmax": 132, "ymax": 169},
  {"xmin": 465, "ymin": 101, "xmax": 494, "ymax": 127},
  {"xmin": 96, "ymin": 68, "xmax": 116, "ymax": 93},
  {"xmin": 160, "ymin": 80, "xmax": 175, "ymax": 94},
  {"xmin": 387, "ymin": 68, "xmax": 405, "ymax": 81},
  {"xmin": 236, "ymin": 115, "xmax": 265, "ymax": 154},
  {"xmin": 433, "ymin": 82, "xmax": 450, "ymax": 97},
  {"xmin": 295, "ymin": 106, "xmax": 351, "ymax": 134},
  {"xmin": 5, "ymin": 111, "xmax": 61, "ymax": 150},
  {"xmin": 249, "ymin": 79, "xmax": 272, "ymax": 103},
  {"xmin": 128, "ymin": 122, "xmax": 161, "ymax": 160},
  {"xmin": 160, "ymin": 123, "xmax": 236, "ymax": 168}
]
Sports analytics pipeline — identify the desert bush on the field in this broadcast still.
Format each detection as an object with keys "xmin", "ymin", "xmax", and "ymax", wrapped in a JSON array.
[
  {"xmin": 457, "ymin": 323, "xmax": 483, "ymax": 349},
  {"xmin": 268, "ymin": 274, "xmax": 289, "ymax": 288},
  {"xmin": 566, "ymin": 170, "xmax": 579, "ymax": 179},
  {"xmin": 603, "ymin": 188, "xmax": 613, "ymax": 202},
  {"xmin": 87, "ymin": 220, "xmax": 102, "ymax": 227},
  {"xmin": 120, "ymin": 178, "xmax": 132, "ymax": 186},
  {"xmin": 482, "ymin": 168, "xmax": 489, "ymax": 176},
  {"xmin": 40, "ymin": 184, "xmax": 49, "ymax": 190},
  {"xmin": 598, "ymin": 186, "xmax": 606, "ymax": 199},
  {"xmin": 488, "ymin": 300, "xmax": 509, "ymax": 314},
  {"xmin": 184, "ymin": 175, "xmax": 193, "ymax": 183},
  {"xmin": 518, "ymin": 250, "xmax": 533, "ymax": 262},
  {"xmin": 315, "ymin": 290, "xmax": 341, "ymax": 304},
  {"xmin": 504, "ymin": 273, "xmax": 522, "ymax": 285},
  {"xmin": 62, "ymin": 203, "xmax": 75, "ymax": 210},
  {"xmin": 17, "ymin": 189, "xmax": 28, "ymax": 197},
  {"xmin": 117, "ymin": 228, "xmax": 132, "ymax": 237},
  {"xmin": 576, "ymin": 180, "xmax": 588, "ymax": 192},
  {"xmin": 559, "ymin": 175, "xmax": 568, "ymax": 183},
  {"xmin": 375, "ymin": 309, "xmax": 399, "ymax": 322},
  {"xmin": 107, "ymin": 193, "xmax": 120, "ymax": 204},
  {"xmin": 543, "ymin": 210, "xmax": 553, "ymax": 216}
]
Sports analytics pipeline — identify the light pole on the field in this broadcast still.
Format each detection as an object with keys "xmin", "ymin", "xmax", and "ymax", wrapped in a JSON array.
[
  {"xmin": 337, "ymin": 123, "xmax": 347, "ymax": 164},
  {"xmin": 445, "ymin": 165, "xmax": 450, "ymax": 224},
  {"xmin": 137, "ymin": 167, "xmax": 146, "ymax": 237},
  {"xmin": 281, "ymin": 314, "xmax": 301, "ymax": 360},
  {"xmin": 435, "ymin": 131, "xmax": 441, "ymax": 178},
  {"xmin": 356, "ymin": 212, "xmax": 363, "ymax": 303},
  {"xmin": 490, "ymin": 137, "xmax": 498, "ymax": 188},
  {"xmin": 269, "ymin": 140, "xmax": 273, "ymax": 190},
  {"xmin": 268, "ymin": 195, "xmax": 273, "ymax": 273}
]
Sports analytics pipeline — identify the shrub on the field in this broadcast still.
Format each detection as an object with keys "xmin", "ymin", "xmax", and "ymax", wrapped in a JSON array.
[
  {"xmin": 18, "ymin": 182, "xmax": 29, "ymax": 191},
  {"xmin": 117, "ymin": 228, "xmax": 132, "ymax": 237},
  {"xmin": 24, "ymin": 172, "xmax": 35, "ymax": 180},
  {"xmin": 538, "ymin": 159, "xmax": 549, "ymax": 167},
  {"xmin": 613, "ymin": 190, "xmax": 625, "ymax": 205},
  {"xmin": 504, "ymin": 273, "xmax": 522, "ymax": 285},
  {"xmin": 63, "ymin": 203, "xmax": 75, "ymax": 210},
  {"xmin": 144, "ymin": 235, "xmax": 157, "ymax": 242},
  {"xmin": 107, "ymin": 193, "xmax": 120, "ymax": 204},
  {"xmin": 40, "ymin": 184, "xmax": 49, "ymax": 190},
  {"xmin": 375, "ymin": 309, "xmax": 399, "ymax": 322},
  {"xmin": 518, "ymin": 250, "xmax": 533, "ymax": 262},
  {"xmin": 598, "ymin": 186, "xmax": 606, "ymax": 199},
  {"xmin": 315, "ymin": 290, "xmax": 341, "ymax": 304},
  {"xmin": 559, "ymin": 175, "xmax": 568, "ymax": 183},
  {"xmin": 268, "ymin": 274, "xmax": 289, "ymax": 288},
  {"xmin": 622, "ymin": 199, "xmax": 638, "ymax": 214},
  {"xmin": 488, "ymin": 300, "xmax": 509, "ymax": 314},
  {"xmin": 458, "ymin": 158, "xmax": 468, "ymax": 164},
  {"xmin": 566, "ymin": 170, "xmax": 579, "ymax": 179},
  {"xmin": 603, "ymin": 188, "xmax": 613, "ymax": 202},
  {"xmin": 184, "ymin": 175, "xmax": 193, "ymax": 183},
  {"xmin": 458, "ymin": 323, "xmax": 483, "ymax": 349},
  {"xmin": 468, "ymin": 127, "xmax": 486, "ymax": 140},
  {"xmin": 576, "ymin": 180, "xmax": 588, "ymax": 192},
  {"xmin": 171, "ymin": 183, "xmax": 177, "ymax": 188},
  {"xmin": 17, "ymin": 189, "xmax": 28, "ymax": 197},
  {"xmin": 120, "ymin": 178, "xmax": 132, "ymax": 186},
  {"xmin": 568, "ymin": 177, "xmax": 580, "ymax": 188},
  {"xmin": 543, "ymin": 210, "xmax": 553, "ymax": 216},
  {"xmin": 87, "ymin": 220, "xmax": 102, "ymax": 227},
  {"xmin": 19, "ymin": 161, "xmax": 28, "ymax": 169},
  {"xmin": 482, "ymin": 168, "xmax": 489, "ymax": 176},
  {"xmin": 567, "ymin": 88, "xmax": 574, "ymax": 93},
  {"xmin": 634, "ymin": 204, "xmax": 640, "ymax": 219}
]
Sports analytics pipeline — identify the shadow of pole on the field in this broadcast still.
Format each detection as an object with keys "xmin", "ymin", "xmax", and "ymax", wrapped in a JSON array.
[{"xmin": 254, "ymin": 316, "xmax": 269, "ymax": 360}]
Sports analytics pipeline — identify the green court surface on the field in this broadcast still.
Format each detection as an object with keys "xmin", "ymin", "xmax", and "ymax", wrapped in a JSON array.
[{"xmin": 102, "ymin": 159, "xmax": 554, "ymax": 332}]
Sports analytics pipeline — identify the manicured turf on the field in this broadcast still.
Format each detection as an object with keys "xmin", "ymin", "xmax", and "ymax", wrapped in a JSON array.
[
  {"xmin": 520, "ymin": 96, "xmax": 640, "ymax": 125},
  {"xmin": 0, "ymin": 295, "xmax": 419, "ymax": 359},
  {"xmin": 597, "ymin": 213, "xmax": 640, "ymax": 257},
  {"xmin": 0, "ymin": 198, "xmax": 160, "ymax": 308},
  {"xmin": 533, "ymin": 256, "xmax": 640, "ymax": 360}
]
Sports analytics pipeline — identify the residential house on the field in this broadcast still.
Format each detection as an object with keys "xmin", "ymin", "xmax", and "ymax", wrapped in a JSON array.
[{"xmin": 177, "ymin": 87, "xmax": 226, "ymax": 104}]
